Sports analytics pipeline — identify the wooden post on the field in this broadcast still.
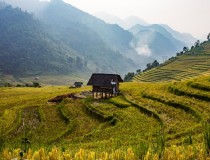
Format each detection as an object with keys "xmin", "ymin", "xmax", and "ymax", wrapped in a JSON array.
[{"xmin": 105, "ymin": 92, "xmax": 107, "ymax": 99}]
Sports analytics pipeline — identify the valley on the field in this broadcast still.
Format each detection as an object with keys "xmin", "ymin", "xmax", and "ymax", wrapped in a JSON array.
[{"xmin": 0, "ymin": 0, "xmax": 210, "ymax": 159}]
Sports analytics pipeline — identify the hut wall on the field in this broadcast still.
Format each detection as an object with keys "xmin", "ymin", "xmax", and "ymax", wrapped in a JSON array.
[{"xmin": 93, "ymin": 86, "xmax": 112, "ymax": 93}]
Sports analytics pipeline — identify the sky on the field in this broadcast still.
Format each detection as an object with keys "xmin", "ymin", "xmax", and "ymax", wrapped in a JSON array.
[{"xmin": 63, "ymin": 0, "xmax": 210, "ymax": 40}]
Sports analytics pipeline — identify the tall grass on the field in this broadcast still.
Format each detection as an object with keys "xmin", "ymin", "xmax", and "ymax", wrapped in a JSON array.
[
  {"xmin": 154, "ymin": 126, "xmax": 165, "ymax": 158},
  {"xmin": 0, "ymin": 127, "xmax": 5, "ymax": 152},
  {"xmin": 1, "ymin": 145, "xmax": 210, "ymax": 160},
  {"xmin": 203, "ymin": 122, "xmax": 210, "ymax": 154}
]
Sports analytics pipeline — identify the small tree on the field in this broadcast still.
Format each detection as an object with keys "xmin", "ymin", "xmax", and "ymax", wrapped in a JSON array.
[
  {"xmin": 183, "ymin": 46, "xmax": 189, "ymax": 53},
  {"xmin": 194, "ymin": 40, "xmax": 200, "ymax": 47},
  {"xmin": 32, "ymin": 82, "xmax": 41, "ymax": 87},
  {"xmin": 146, "ymin": 63, "xmax": 152, "ymax": 70},
  {"xmin": 124, "ymin": 72, "xmax": 135, "ymax": 82},
  {"xmin": 207, "ymin": 33, "xmax": 210, "ymax": 41},
  {"xmin": 151, "ymin": 60, "xmax": 159, "ymax": 68},
  {"xmin": 136, "ymin": 69, "xmax": 141, "ymax": 74},
  {"xmin": 4, "ymin": 82, "xmax": 13, "ymax": 87}
]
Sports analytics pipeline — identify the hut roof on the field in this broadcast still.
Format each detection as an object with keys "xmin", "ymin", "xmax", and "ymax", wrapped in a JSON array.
[
  {"xmin": 87, "ymin": 73, "xmax": 123, "ymax": 87},
  {"xmin": 74, "ymin": 82, "xmax": 83, "ymax": 85}
]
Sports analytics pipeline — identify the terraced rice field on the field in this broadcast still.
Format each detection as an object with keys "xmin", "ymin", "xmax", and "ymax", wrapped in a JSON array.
[
  {"xmin": 1, "ymin": 75, "xmax": 210, "ymax": 159},
  {"xmin": 133, "ymin": 42, "xmax": 210, "ymax": 82}
]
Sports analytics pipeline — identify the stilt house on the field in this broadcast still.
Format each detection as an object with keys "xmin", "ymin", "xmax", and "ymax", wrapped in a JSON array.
[{"xmin": 87, "ymin": 73, "xmax": 123, "ymax": 98}]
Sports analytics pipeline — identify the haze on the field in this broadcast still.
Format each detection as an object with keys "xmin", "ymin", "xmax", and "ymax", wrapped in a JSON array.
[
  {"xmin": 64, "ymin": 0, "xmax": 210, "ymax": 40},
  {"xmin": 2, "ymin": 0, "xmax": 210, "ymax": 39}
]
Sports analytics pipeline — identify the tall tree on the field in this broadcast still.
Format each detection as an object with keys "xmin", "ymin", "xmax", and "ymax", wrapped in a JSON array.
[
  {"xmin": 194, "ymin": 40, "xmax": 200, "ymax": 47},
  {"xmin": 136, "ymin": 69, "xmax": 141, "ymax": 74},
  {"xmin": 207, "ymin": 33, "xmax": 210, "ymax": 41},
  {"xmin": 183, "ymin": 46, "xmax": 189, "ymax": 53},
  {"xmin": 151, "ymin": 60, "xmax": 160, "ymax": 68}
]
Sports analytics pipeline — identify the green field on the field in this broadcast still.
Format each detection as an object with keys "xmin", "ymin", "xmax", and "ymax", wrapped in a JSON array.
[
  {"xmin": 2, "ymin": 75, "xmax": 210, "ymax": 159},
  {"xmin": 2, "ymin": 42, "xmax": 210, "ymax": 159},
  {"xmin": 133, "ymin": 41, "xmax": 210, "ymax": 82}
]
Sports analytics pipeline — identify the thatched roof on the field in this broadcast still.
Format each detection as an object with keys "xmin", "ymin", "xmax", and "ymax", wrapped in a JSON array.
[{"xmin": 87, "ymin": 73, "xmax": 123, "ymax": 87}]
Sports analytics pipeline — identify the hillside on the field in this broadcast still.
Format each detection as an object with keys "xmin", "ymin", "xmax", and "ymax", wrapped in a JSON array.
[
  {"xmin": 0, "ymin": 4, "xmax": 89, "ymax": 85},
  {"xmin": 0, "ymin": 2, "xmax": 138, "ymax": 86},
  {"xmin": 133, "ymin": 40, "xmax": 210, "ymax": 82},
  {"xmin": 37, "ymin": 0, "xmax": 138, "ymax": 68},
  {"xmin": 1, "ymin": 75, "xmax": 210, "ymax": 158},
  {"xmin": 0, "ymin": 0, "xmax": 198, "ymax": 86}
]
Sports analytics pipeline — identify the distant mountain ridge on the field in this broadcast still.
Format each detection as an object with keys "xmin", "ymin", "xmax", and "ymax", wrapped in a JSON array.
[
  {"xmin": 0, "ymin": 0, "xmax": 198, "ymax": 85},
  {"xmin": 95, "ymin": 12, "xmax": 149, "ymax": 29},
  {"xmin": 160, "ymin": 24, "xmax": 197, "ymax": 47},
  {"xmin": 37, "ymin": 0, "xmax": 137, "ymax": 71},
  {"xmin": 129, "ymin": 24, "xmax": 189, "ymax": 61},
  {"xmin": 0, "ymin": 0, "xmax": 138, "ymax": 85},
  {"xmin": 95, "ymin": 12, "xmax": 197, "ymax": 63}
]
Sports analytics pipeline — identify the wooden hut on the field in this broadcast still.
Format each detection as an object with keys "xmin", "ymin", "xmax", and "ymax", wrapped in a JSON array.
[
  {"xmin": 87, "ymin": 73, "xmax": 123, "ymax": 98},
  {"xmin": 73, "ymin": 82, "xmax": 83, "ymax": 88}
]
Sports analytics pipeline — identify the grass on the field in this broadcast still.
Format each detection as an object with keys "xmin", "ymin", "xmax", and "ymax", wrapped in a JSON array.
[
  {"xmin": 2, "ymin": 75, "xmax": 210, "ymax": 158},
  {"xmin": 133, "ymin": 41, "xmax": 210, "ymax": 82},
  {"xmin": 0, "ymin": 86, "xmax": 91, "ymax": 148},
  {"xmin": 0, "ymin": 72, "xmax": 89, "ymax": 86}
]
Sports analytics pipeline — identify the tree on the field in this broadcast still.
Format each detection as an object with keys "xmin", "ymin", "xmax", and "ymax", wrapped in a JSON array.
[
  {"xmin": 207, "ymin": 33, "xmax": 210, "ymax": 41},
  {"xmin": 32, "ymin": 82, "xmax": 41, "ymax": 88},
  {"xmin": 136, "ymin": 69, "xmax": 141, "ymax": 74},
  {"xmin": 194, "ymin": 40, "xmax": 200, "ymax": 47},
  {"xmin": 146, "ymin": 63, "xmax": 152, "ymax": 70},
  {"xmin": 183, "ymin": 46, "xmax": 189, "ymax": 53},
  {"xmin": 151, "ymin": 60, "xmax": 159, "ymax": 68},
  {"xmin": 124, "ymin": 72, "xmax": 135, "ymax": 82}
]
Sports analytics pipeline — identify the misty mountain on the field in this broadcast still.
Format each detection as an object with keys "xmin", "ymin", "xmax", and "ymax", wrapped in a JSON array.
[
  {"xmin": 0, "ymin": 1, "xmax": 138, "ymax": 84},
  {"xmin": 94, "ymin": 12, "xmax": 195, "ymax": 47},
  {"xmin": 94, "ymin": 12, "xmax": 196, "ymax": 62},
  {"xmin": 0, "ymin": 0, "xmax": 198, "ymax": 84},
  {"xmin": 38, "ymin": 0, "xmax": 135, "ymax": 55},
  {"xmin": 95, "ymin": 12, "xmax": 149, "ymax": 29},
  {"xmin": 0, "ymin": 4, "xmax": 83, "ymax": 76},
  {"xmin": 2, "ymin": 0, "xmax": 48, "ymax": 13},
  {"xmin": 37, "ymin": 0, "xmax": 137, "ymax": 69},
  {"xmin": 129, "ymin": 24, "xmax": 195, "ymax": 61},
  {"xmin": 160, "ymin": 24, "xmax": 197, "ymax": 47}
]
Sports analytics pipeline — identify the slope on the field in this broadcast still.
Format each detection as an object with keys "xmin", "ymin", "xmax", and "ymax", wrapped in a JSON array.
[
  {"xmin": 133, "ymin": 41, "xmax": 210, "ymax": 82},
  {"xmin": 0, "ymin": 2, "xmax": 137, "ymax": 85},
  {"xmin": 1, "ymin": 75, "xmax": 210, "ymax": 154},
  {"xmin": 37, "ymin": 0, "xmax": 137, "ymax": 72},
  {"xmin": 0, "ymin": 5, "xmax": 85, "ymax": 78}
]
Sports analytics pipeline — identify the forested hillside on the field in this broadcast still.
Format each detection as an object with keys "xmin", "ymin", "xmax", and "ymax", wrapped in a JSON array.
[
  {"xmin": 0, "ymin": 5, "xmax": 82, "ymax": 75},
  {"xmin": 38, "ymin": 0, "xmax": 137, "ymax": 72},
  {"xmin": 0, "ymin": 1, "xmax": 137, "ymax": 85}
]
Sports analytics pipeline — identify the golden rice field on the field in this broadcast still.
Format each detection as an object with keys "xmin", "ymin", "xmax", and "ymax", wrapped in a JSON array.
[
  {"xmin": 133, "ymin": 41, "xmax": 210, "ymax": 82},
  {"xmin": 1, "ymin": 75, "xmax": 210, "ymax": 159}
]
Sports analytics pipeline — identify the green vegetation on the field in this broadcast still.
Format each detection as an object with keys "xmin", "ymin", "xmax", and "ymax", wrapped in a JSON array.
[
  {"xmin": 1, "ymin": 75, "xmax": 210, "ymax": 159},
  {"xmin": 133, "ymin": 41, "xmax": 210, "ymax": 82},
  {"xmin": 0, "ymin": 2, "xmax": 137, "ymax": 85}
]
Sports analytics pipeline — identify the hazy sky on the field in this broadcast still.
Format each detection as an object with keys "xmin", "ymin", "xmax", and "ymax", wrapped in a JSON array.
[{"xmin": 64, "ymin": 0, "xmax": 210, "ymax": 39}]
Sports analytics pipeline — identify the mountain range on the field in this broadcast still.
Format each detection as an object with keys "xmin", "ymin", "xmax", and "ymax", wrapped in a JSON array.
[
  {"xmin": 0, "ymin": 0, "xmax": 197, "ymax": 85},
  {"xmin": 96, "ymin": 12, "xmax": 197, "ymax": 60}
]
